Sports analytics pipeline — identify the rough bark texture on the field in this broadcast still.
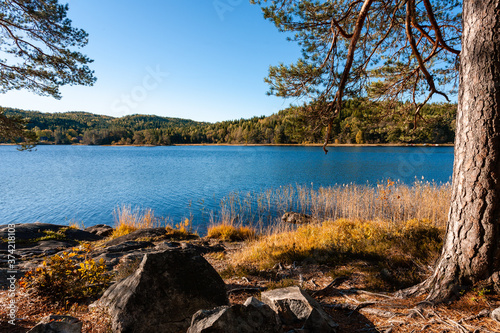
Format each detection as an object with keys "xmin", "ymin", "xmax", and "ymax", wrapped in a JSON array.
[{"xmin": 407, "ymin": 0, "xmax": 500, "ymax": 302}]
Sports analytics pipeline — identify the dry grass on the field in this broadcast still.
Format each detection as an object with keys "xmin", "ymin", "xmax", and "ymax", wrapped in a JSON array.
[
  {"xmin": 206, "ymin": 223, "xmax": 257, "ymax": 242},
  {"xmin": 220, "ymin": 218, "xmax": 444, "ymax": 291},
  {"xmin": 213, "ymin": 180, "xmax": 450, "ymax": 290},
  {"xmin": 214, "ymin": 180, "xmax": 450, "ymax": 231},
  {"xmin": 165, "ymin": 218, "xmax": 198, "ymax": 239},
  {"xmin": 233, "ymin": 218, "xmax": 444, "ymax": 269},
  {"xmin": 111, "ymin": 205, "xmax": 161, "ymax": 238}
]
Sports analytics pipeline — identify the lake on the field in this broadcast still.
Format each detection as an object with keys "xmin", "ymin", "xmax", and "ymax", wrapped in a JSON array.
[{"xmin": 0, "ymin": 145, "xmax": 454, "ymax": 231}]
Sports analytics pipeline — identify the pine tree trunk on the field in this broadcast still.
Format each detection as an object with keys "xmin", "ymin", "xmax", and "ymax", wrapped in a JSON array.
[{"xmin": 405, "ymin": 0, "xmax": 500, "ymax": 302}]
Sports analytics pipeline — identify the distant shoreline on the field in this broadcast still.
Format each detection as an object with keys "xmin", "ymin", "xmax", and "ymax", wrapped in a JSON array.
[{"xmin": 1, "ymin": 142, "xmax": 455, "ymax": 148}]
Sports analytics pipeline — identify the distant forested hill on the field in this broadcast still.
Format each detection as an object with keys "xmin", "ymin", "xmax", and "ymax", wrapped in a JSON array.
[{"xmin": 1, "ymin": 99, "xmax": 456, "ymax": 146}]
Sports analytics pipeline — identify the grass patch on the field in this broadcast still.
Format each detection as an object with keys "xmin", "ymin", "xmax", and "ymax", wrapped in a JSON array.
[
  {"xmin": 233, "ymin": 218, "xmax": 443, "ymax": 269},
  {"xmin": 228, "ymin": 218, "xmax": 444, "ymax": 290},
  {"xmin": 111, "ymin": 206, "xmax": 161, "ymax": 238},
  {"xmin": 164, "ymin": 218, "xmax": 198, "ymax": 240},
  {"xmin": 11, "ymin": 227, "xmax": 73, "ymax": 244},
  {"xmin": 213, "ymin": 180, "xmax": 450, "ymax": 229},
  {"xmin": 206, "ymin": 223, "xmax": 256, "ymax": 242},
  {"xmin": 110, "ymin": 206, "xmax": 198, "ymax": 240}
]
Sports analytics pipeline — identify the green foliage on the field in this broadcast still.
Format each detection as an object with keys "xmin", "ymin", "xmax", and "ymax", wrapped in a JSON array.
[
  {"xmin": 0, "ymin": 108, "xmax": 37, "ymax": 150},
  {"xmin": 21, "ymin": 244, "xmax": 113, "ymax": 303},
  {"xmin": 0, "ymin": 0, "xmax": 95, "ymax": 99},
  {"xmin": 251, "ymin": 0, "xmax": 461, "ymax": 134},
  {"xmin": 0, "ymin": 0, "xmax": 95, "ymax": 150},
  {"xmin": 1, "ymin": 99, "xmax": 456, "ymax": 146}
]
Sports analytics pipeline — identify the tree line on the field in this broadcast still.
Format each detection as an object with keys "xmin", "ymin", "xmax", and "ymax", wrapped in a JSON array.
[{"xmin": 2, "ymin": 99, "xmax": 456, "ymax": 146}]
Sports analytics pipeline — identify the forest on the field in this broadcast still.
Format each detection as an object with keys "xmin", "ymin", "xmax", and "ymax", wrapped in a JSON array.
[{"xmin": 2, "ymin": 99, "xmax": 456, "ymax": 146}]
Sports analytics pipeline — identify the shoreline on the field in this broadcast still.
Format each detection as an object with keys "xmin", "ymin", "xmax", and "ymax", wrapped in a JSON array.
[{"xmin": 1, "ymin": 142, "xmax": 455, "ymax": 147}]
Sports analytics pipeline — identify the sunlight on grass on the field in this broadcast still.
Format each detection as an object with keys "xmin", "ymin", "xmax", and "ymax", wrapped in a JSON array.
[
  {"xmin": 206, "ymin": 223, "xmax": 257, "ymax": 242},
  {"xmin": 212, "ymin": 179, "xmax": 450, "ymax": 231},
  {"xmin": 231, "ymin": 218, "xmax": 444, "ymax": 270},
  {"xmin": 111, "ymin": 206, "xmax": 198, "ymax": 239},
  {"xmin": 111, "ymin": 205, "xmax": 162, "ymax": 238}
]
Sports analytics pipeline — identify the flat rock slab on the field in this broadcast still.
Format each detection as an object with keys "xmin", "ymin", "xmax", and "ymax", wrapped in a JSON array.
[
  {"xmin": 0, "ymin": 223, "xmax": 102, "ymax": 245},
  {"xmin": 27, "ymin": 315, "xmax": 82, "ymax": 333},
  {"xmin": 85, "ymin": 224, "xmax": 113, "ymax": 237},
  {"xmin": 103, "ymin": 228, "xmax": 172, "ymax": 246},
  {"xmin": 188, "ymin": 297, "xmax": 283, "ymax": 333},
  {"xmin": 104, "ymin": 240, "xmax": 154, "ymax": 253},
  {"xmin": 97, "ymin": 249, "xmax": 228, "ymax": 333}
]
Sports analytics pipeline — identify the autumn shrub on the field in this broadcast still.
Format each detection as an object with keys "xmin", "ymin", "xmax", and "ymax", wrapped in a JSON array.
[{"xmin": 21, "ymin": 244, "xmax": 113, "ymax": 303}]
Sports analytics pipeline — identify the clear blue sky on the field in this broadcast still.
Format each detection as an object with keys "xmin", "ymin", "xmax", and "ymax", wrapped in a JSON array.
[{"xmin": 1, "ymin": 0, "xmax": 304, "ymax": 122}]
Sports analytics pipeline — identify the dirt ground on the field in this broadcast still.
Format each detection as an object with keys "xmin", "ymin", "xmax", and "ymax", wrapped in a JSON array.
[{"xmin": 1, "ymin": 244, "xmax": 499, "ymax": 333}]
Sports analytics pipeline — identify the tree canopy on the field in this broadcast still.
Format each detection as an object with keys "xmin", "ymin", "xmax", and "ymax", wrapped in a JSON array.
[
  {"xmin": 2, "ymin": 101, "xmax": 456, "ymax": 146},
  {"xmin": 253, "ymin": 0, "xmax": 461, "ymax": 151},
  {"xmin": 0, "ymin": 0, "xmax": 95, "ymax": 148}
]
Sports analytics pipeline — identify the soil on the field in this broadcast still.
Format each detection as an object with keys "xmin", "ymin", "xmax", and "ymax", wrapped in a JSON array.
[{"xmin": 1, "ymin": 236, "xmax": 499, "ymax": 333}]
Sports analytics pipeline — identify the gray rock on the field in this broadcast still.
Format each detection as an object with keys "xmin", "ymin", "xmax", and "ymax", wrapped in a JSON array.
[
  {"xmin": 281, "ymin": 212, "xmax": 312, "ymax": 224},
  {"xmin": 97, "ymin": 249, "xmax": 228, "ymax": 333},
  {"xmin": 491, "ymin": 307, "xmax": 500, "ymax": 322},
  {"xmin": 85, "ymin": 224, "xmax": 113, "ymax": 237},
  {"xmin": 188, "ymin": 297, "xmax": 282, "ymax": 333},
  {"xmin": 28, "ymin": 315, "xmax": 82, "ymax": 333},
  {"xmin": 0, "ymin": 223, "xmax": 101, "ymax": 245},
  {"xmin": 103, "ymin": 227, "xmax": 172, "ymax": 246},
  {"xmin": 105, "ymin": 240, "xmax": 154, "ymax": 253},
  {"xmin": 303, "ymin": 307, "xmax": 339, "ymax": 333},
  {"xmin": 261, "ymin": 286, "xmax": 338, "ymax": 332}
]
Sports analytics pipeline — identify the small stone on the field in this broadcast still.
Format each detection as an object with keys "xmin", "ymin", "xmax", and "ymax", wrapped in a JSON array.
[
  {"xmin": 491, "ymin": 307, "xmax": 500, "ymax": 322},
  {"xmin": 187, "ymin": 296, "xmax": 282, "ymax": 333},
  {"xmin": 28, "ymin": 315, "xmax": 82, "ymax": 333},
  {"xmin": 261, "ymin": 286, "xmax": 338, "ymax": 332}
]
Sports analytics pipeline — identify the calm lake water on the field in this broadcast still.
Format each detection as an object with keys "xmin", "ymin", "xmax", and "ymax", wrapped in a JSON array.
[{"xmin": 0, "ymin": 145, "xmax": 454, "ymax": 230}]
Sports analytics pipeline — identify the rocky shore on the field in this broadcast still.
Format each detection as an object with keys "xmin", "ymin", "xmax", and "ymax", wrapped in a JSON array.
[{"xmin": 1, "ymin": 222, "xmax": 499, "ymax": 333}]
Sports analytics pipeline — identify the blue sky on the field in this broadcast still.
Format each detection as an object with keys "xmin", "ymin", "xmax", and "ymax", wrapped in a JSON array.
[{"xmin": 1, "ymin": 0, "xmax": 304, "ymax": 122}]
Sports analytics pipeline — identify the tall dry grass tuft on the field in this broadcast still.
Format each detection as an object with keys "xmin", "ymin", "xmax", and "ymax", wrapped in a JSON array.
[
  {"xmin": 212, "ymin": 180, "xmax": 451, "ymax": 233},
  {"xmin": 111, "ymin": 205, "xmax": 161, "ymax": 238}
]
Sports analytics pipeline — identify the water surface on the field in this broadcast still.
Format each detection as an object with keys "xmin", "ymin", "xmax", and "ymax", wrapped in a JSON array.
[{"xmin": 0, "ymin": 145, "xmax": 454, "ymax": 229}]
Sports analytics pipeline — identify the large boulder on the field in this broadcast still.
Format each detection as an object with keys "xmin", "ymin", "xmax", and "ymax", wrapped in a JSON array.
[
  {"xmin": 27, "ymin": 315, "xmax": 82, "ymax": 333},
  {"xmin": 188, "ymin": 297, "xmax": 283, "ymax": 333},
  {"xmin": 261, "ymin": 286, "xmax": 338, "ymax": 332},
  {"xmin": 0, "ymin": 223, "xmax": 102, "ymax": 244},
  {"xmin": 97, "ymin": 249, "xmax": 228, "ymax": 333}
]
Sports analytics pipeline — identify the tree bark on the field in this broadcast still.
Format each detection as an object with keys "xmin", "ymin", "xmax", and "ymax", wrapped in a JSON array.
[{"xmin": 403, "ymin": 0, "xmax": 500, "ymax": 302}]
